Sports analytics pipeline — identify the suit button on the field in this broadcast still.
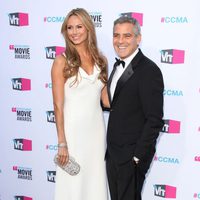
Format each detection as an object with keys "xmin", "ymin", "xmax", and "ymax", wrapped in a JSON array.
[{"xmin": 110, "ymin": 109, "xmax": 114, "ymax": 112}]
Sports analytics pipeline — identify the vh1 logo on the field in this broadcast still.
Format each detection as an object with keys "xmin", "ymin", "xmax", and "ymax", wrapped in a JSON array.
[
  {"xmin": 46, "ymin": 111, "xmax": 55, "ymax": 123},
  {"xmin": 45, "ymin": 46, "xmax": 65, "ymax": 59},
  {"xmin": 12, "ymin": 78, "xmax": 31, "ymax": 91},
  {"xmin": 47, "ymin": 171, "xmax": 56, "ymax": 183},
  {"xmin": 120, "ymin": 12, "xmax": 143, "ymax": 26},
  {"xmin": 162, "ymin": 119, "xmax": 181, "ymax": 134},
  {"xmin": 8, "ymin": 13, "xmax": 29, "ymax": 26},
  {"xmin": 154, "ymin": 184, "xmax": 176, "ymax": 198},
  {"xmin": 14, "ymin": 196, "xmax": 32, "ymax": 200},
  {"xmin": 13, "ymin": 139, "xmax": 32, "ymax": 151},
  {"xmin": 161, "ymin": 49, "xmax": 185, "ymax": 64}
]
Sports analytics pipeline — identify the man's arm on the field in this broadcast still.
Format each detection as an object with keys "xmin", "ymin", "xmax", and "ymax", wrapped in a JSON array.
[{"xmin": 134, "ymin": 64, "xmax": 164, "ymax": 160}]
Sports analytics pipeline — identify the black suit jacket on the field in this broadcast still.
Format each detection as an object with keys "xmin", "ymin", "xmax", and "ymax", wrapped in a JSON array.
[{"xmin": 106, "ymin": 49, "xmax": 164, "ymax": 164}]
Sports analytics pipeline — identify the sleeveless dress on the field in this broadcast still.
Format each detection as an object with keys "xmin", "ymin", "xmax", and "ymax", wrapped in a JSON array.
[{"xmin": 54, "ymin": 65, "xmax": 109, "ymax": 200}]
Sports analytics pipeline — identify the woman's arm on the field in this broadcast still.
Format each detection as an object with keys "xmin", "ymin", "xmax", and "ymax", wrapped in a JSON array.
[{"xmin": 51, "ymin": 55, "xmax": 68, "ymax": 165}]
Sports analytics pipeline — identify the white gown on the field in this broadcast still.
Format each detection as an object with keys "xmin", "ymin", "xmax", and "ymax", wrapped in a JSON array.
[{"xmin": 54, "ymin": 65, "xmax": 108, "ymax": 200}]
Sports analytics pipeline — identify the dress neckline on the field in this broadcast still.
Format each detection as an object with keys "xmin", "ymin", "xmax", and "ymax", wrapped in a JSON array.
[
  {"xmin": 79, "ymin": 65, "xmax": 100, "ymax": 82},
  {"xmin": 79, "ymin": 66, "xmax": 94, "ymax": 76}
]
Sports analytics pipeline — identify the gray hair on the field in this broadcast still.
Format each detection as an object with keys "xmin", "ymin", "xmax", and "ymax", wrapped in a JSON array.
[{"xmin": 113, "ymin": 16, "xmax": 141, "ymax": 36}]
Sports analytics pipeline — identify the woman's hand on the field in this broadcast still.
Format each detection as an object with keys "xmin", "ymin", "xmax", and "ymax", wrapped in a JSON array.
[{"xmin": 57, "ymin": 144, "xmax": 69, "ymax": 166}]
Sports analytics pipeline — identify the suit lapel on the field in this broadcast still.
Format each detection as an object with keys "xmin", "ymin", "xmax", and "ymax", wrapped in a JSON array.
[
  {"xmin": 107, "ymin": 63, "xmax": 118, "ymax": 104},
  {"xmin": 112, "ymin": 50, "xmax": 144, "ymax": 105}
]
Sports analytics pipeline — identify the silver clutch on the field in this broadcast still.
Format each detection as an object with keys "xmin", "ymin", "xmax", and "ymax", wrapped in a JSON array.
[{"xmin": 54, "ymin": 154, "xmax": 80, "ymax": 176}]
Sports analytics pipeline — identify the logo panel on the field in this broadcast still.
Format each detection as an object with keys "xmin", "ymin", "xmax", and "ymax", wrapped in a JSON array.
[
  {"xmin": 45, "ymin": 46, "xmax": 65, "ymax": 59},
  {"xmin": 154, "ymin": 184, "xmax": 176, "ymax": 198},
  {"xmin": 13, "ymin": 139, "xmax": 32, "ymax": 151},
  {"xmin": 46, "ymin": 144, "xmax": 58, "ymax": 151},
  {"xmin": 162, "ymin": 120, "xmax": 181, "ymax": 134},
  {"xmin": 90, "ymin": 12, "xmax": 102, "ymax": 27},
  {"xmin": 9, "ymin": 45, "xmax": 30, "ymax": 59},
  {"xmin": 13, "ymin": 166, "xmax": 32, "ymax": 180},
  {"xmin": 120, "ymin": 12, "xmax": 143, "ymax": 26},
  {"xmin": 161, "ymin": 17, "xmax": 188, "ymax": 23},
  {"xmin": 46, "ymin": 111, "xmax": 55, "ymax": 123},
  {"xmin": 154, "ymin": 155, "xmax": 179, "ymax": 164},
  {"xmin": 9, "ymin": 13, "xmax": 29, "ymax": 26},
  {"xmin": 161, "ymin": 49, "xmax": 185, "ymax": 64},
  {"xmin": 14, "ymin": 196, "xmax": 32, "ymax": 200},
  {"xmin": 12, "ymin": 78, "xmax": 31, "ymax": 91},
  {"xmin": 163, "ymin": 89, "xmax": 183, "ymax": 96},
  {"xmin": 47, "ymin": 171, "xmax": 56, "ymax": 183},
  {"xmin": 12, "ymin": 107, "xmax": 32, "ymax": 122}
]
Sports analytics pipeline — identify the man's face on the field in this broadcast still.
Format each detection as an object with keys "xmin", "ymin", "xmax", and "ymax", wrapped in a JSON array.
[{"xmin": 113, "ymin": 22, "xmax": 141, "ymax": 59}]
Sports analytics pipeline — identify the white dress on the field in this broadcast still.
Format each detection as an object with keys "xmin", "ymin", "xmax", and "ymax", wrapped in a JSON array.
[{"xmin": 54, "ymin": 65, "xmax": 108, "ymax": 200}]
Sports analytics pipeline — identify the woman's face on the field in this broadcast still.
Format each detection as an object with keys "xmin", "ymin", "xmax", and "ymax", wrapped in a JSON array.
[{"xmin": 67, "ymin": 15, "xmax": 88, "ymax": 46}]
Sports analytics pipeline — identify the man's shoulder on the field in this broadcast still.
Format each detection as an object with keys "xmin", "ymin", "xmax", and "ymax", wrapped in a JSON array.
[{"xmin": 139, "ymin": 53, "xmax": 160, "ymax": 70}]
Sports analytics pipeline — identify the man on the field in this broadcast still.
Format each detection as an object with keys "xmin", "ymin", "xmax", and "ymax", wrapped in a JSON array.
[{"xmin": 106, "ymin": 16, "xmax": 164, "ymax": 200}]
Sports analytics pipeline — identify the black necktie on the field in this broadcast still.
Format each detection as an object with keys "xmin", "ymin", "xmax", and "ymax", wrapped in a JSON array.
[{"xmin": 114, "ymin": 58, "xmax": 125, "ymax": 68}]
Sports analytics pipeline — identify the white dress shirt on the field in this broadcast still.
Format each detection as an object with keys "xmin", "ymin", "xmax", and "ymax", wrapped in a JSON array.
[{"xmin": 110, "ymin": 48, "xmax": 139, "ymax": 100}]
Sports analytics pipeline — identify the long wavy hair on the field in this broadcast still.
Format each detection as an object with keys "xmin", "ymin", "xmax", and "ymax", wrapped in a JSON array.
[{"xmin": 61, "ymin": 8, "xmax": 107, "ymax": 84}]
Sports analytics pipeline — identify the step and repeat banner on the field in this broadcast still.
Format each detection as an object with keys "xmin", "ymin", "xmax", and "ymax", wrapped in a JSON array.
[{"xmin": 0, "ymin": 0, "xmax": 200, "ymax": 199}]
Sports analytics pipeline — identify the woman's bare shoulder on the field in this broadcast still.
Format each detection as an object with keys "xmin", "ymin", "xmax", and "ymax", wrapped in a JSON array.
[
  {"xmin": 52, "ymin": 54, "xmax": 67, "ymax": 72},
  {"xmin": 53, "ymin": 54, "xmax": 67, "ymax": 66}
]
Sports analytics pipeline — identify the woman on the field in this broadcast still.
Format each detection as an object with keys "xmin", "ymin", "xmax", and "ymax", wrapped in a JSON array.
[{"xmin": 51, "ymin": 8, "xmax": 109, "ymax": 200}]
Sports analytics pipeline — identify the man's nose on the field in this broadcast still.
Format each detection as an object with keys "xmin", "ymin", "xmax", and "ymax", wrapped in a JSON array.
[{"xmin": 118, "ymin": 36, "xmax": 124, "ymax": 43}]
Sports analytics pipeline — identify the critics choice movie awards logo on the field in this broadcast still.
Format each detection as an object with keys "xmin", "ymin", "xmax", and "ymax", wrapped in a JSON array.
[
  {"xmin": 12, "ymin": 107, "xmax": 32, "ymax": 122},
  {"xmin": 90, "ymin": 12, "xmax": 102, "ymax": 27},
  {"xmin": 11, "ymin": 78, "xmax": 31, "ymax": 91},
  {"xmin": 43, "ymin": 12, "xmax": 102, "ymax": 27},
  {"xmin": 8, "ymin": 12, "xmax": 29, "ymax": 26},
  {"xmin": 46, "ymin": 144, "xmax": 58, "ymax": 151},
  {"xmin": 162, "ymin": 119, "xmax": 181, "ymax": 134},
  {"xmin": 45, "ymin": 82, "xmax": 52, "ymax": 88},
  {"xmin": 9, "ymin": 45, "xmax": 30, "ymax": 59},
  {"xmin": 46, "ymin": 111, "xmax": 55, "ymax": 123},
  {"xmin": 164, "ymin": 89, "xmax": 183, "ymax": 96},
  {"xmin": 154, "ymin": 155, "xmax": 179, "ymax": 164},
  {"xmin": 14, "ymin": 196, "xmax": 32, "ymax": 200},
  {"xmin": 44, "ymin": 16, "xmax": 65, "ymax": 23},
  {"xmin": 47, "ymin": 171, "xmax": 56, "ymax": 183},
  {"xmin": 194, "ymin": 193, "xmax": 200, "ymax": 199},
  {"xmin": 120, "ymin": 12, "xmax": 143, "ymax": 26},
  {"xmin": 13, "ymin": 166, "xmax": 32, "ymax": 180},
  {"xmin": 13, "ymin": 139, "xmax": 32, "ymax": 151},
  {"xmin": 154, "ymin": 184, "xmax": 177, "ymax": 198},
  {"xmin": 160, "ymin": 49, "xmax": 185, "ymax": 64},
  {"xmin": 45, "ymin": 46, "xmax": 65, "ymax": 59},
  {"xmin": 161, "ymin": 16, "xmax": 188, "ymax": 23}
]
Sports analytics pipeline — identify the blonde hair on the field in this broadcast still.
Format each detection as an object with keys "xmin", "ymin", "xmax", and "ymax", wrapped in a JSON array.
[{"xmin": 61, "ymin": 8, "xmax": 107, "ymax": 84}]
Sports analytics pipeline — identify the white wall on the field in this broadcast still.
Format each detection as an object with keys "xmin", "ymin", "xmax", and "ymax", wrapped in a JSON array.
[{"xmin": 0, "ymin": 0, "xmax": 200, "ymax": 199}]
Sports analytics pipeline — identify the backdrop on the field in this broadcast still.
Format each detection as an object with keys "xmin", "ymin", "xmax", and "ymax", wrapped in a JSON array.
[{"xmin": 1, "ymin": 0, "xmax": 200, "ymax": 199}]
